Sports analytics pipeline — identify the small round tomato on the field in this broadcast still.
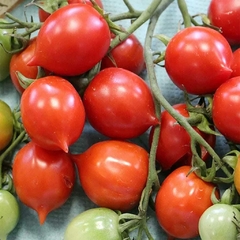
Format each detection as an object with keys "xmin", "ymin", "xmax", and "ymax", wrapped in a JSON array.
[
  {"xmin": 0, "ymin": 100, "xmax": 13, "ymax": 151},
  {"xmin": 231, "ymin": 48, "xmax": 240, "ymax": 78},
  {"xmin": 0, "ymin": 190, "xmax": 20, "ymax": 240},
  {"xmin": 83, "ymin": 68, "xmax": 158, "ymax": 139},
  {"xmin": 101, "ymin": 33, "xmax": 145, "ymax": 75},
  {"xmin": 165, "ymin": 26, "xmax": 233, "ymax": 95},
  {"xmin": 208, "ymin": 0, "xmax": 240, "ymax": 46},
  {"xmin": 0, "ymin": 19, "xmax": 13, "ymax": 81},
  {"xmin": 149, "ymin": 103, "xmax": 216, "ymax": 170},
  {"xmin": 30, "ymin": 4, "xmax": 110, "ymax": 76},
  {"xmin": 212, "ymin": 76, "xmax": 240, "ymax": 144},
  {"xmin": 64, "ymin": 208, "xmax": 122, "ymax": 240},
  {"xmin": 155, "ymin": 166, "xmax": 219, "ymax": 239},
  {"xmin": 9, "ymin": 38, "xmax": 39, "ymax": 94},
  {"xmin": 20, "ymin": 76, "xmax": 85, "ymax": 152},
  {"xmin": 38, "ymin": 0, "xmax": 104, "ymax": 22},
  {"xmin": 73, "ymin": 140, "xmax": 149, "ymax": 212},
  {"xmin": 199, "ymin": 204, "xmax": 240, "ymax": 240},
  {"xmin": 12, "ymin": 141, "xmax": 76, "ymax": 224}
]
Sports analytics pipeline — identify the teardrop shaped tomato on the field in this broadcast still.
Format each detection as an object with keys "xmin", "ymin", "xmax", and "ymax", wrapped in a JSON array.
[
  {"xmin": 83, "ymin": 67, "xmax": 158, "ymax": 139},
  {"xmin": 20, "ymin": 76, "xmax": 85, "ymax": 152},
  {"xmin": 12, "ymin": 141, "xmax": 76, "ymax": 224},
  {"xmin": 29, "ymin": 4, "xmax": 110, "ymax": 76}
]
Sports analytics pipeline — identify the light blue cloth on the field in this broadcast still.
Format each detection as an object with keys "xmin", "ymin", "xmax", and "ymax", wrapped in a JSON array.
[{"xmin": 0, "ymin": 0, "xmax": 220, "ymax": 239}]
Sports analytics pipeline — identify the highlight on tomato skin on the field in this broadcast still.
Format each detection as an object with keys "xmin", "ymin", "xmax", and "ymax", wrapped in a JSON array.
[
  {"xmin": 73, "ymin": 140, "xmax": 149, "ymax": 212},
  {"xmin": 30, "ymin": 3, "xmax": 111, "ymax": 76},
  {"xmin": 155, "ymin": 166, "xmax": 220, "ymax": 239},
  {"xmin": 207, "ymin": 0, "xmax": 240, "ymax": 46},
  {"xmin": 12, "ymin": 141, "xmax": 76, "ymax": 225},
  {"xmin": 101, "ymin": 33, "xmax": 145, "ymax": 75},
  {"xmin": 164, "ymin": 26, "xmax": 233, "ymax": 95},
  {"xmin": 83, "ymin": 67, "xmax": 159, "ymax": 139},
  {"xmin": 149, "ymin": 103, "xmax": 216, "ymax": 171},
  {"xmin": 20, "ymin": 76, "xmax": 86, "ymax": 152}
]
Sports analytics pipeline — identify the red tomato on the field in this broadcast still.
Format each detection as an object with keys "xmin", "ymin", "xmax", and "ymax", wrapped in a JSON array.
[
  {"xmin": 101, "ymin": 33, "xmax": 145, "ymax": 75},
  {"xmin": 38, "ymin": 0, "xmax": 104, "ymax": 22},
  {"xmin": 155, "ymin": 166, "xmax": 219, "ymax": 239},
  {"xmin": 20, "ymin": 76, "xmax": 85, "ymax": 152},
  {"xmin": 149, "ymin": 103, "xmax": 216, "ymax": 170},
  {"xmin": 73, "ymin": 140, "xmax": 149, "ymax": 212},
  {"xmin": 208, "ymin": 0, "xmax": 240, "ymax": 46},
  {"xmin": 29, "ymin": 4, "xmax": 110, "ymax": 76},
  {"xmin": 83, "ymin": 67, "xmax": 158, "ymax": 139},
  {"xmin": 212, "ymin": 76, "xmax": 240, "ymax": 144},
  {"xmin": 165, "ymin": 26, "xmax": 233, "ymax": 95},
  {"xmin": 12, "ymin": 141, "xmax": 76, "ymax": 224},
  {"xmin": 231, "ymin": 48, "xmax": 240, "ymax": 78},
  {"xmin": 9, "ymin": 38, "xmax": 38, "ymax": 94}
]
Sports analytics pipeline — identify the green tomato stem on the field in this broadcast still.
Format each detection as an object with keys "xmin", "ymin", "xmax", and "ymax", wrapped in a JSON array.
[
  {"xmin": 110, "ymin": 0, "xmax": 165, "ymax": 50},
  {"xmin": 134, "ymin": 1, "xmax": 174, "ymax": 239},
  {"xmin": 0, "ymin": 129, "xmax": 27, "ymax": 189},
  {"xmin": 177, "ymin": 0, "xmax": 192, "ymax": 28}
]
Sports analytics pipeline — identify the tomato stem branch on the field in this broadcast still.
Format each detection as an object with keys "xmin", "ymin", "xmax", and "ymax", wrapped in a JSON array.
[
  {"xmin": 110, "ymin": 0, "xmax": 169, "ymax": 50},
  {"xmin": 177, "ymin": 0, "xmax": 192, "ymax": 28}
]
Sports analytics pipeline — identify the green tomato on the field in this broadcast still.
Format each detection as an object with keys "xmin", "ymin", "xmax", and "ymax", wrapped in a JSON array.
[
  {"xmin": 0, "ymin": 190, "xmax": 20, "ymax": 240},
  {"xmin": 199, "ymin": 203, "xmax": 240, "ymax": 240},
  {"xmin": 0, "ymin": 19, "xmax": 13, "ymax": 81},
  {"xmin": 0, "ymin": 100, "xmax": 13, "ymax": 151},
  {"xmin": 64, "ymin": 208, "xmax": 123, "ymax": 240}
]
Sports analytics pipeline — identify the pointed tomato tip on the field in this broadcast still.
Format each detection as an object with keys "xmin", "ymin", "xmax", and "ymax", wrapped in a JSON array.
[
  {"xmin": 59, "ymin": 141, "xmax": 69, "ymax": 153},
  {"xmin": 37, "ymin": 208, "xmax": 48, "ymax": 225}
]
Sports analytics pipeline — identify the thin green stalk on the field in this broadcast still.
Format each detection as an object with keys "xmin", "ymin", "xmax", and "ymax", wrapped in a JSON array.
[
  {"xmin": 135, "ymin": 1, "xmax": 175, "ymax": 239},
  {"xmin": 0, "ymin": 130, "xmax": 27, "ymax": 189},
  {"xmin": 177, "ymin": 0, "xmax": 192, "ymax": 27},
  {"xmin": 110, "ymin": 0, "xmax": 164, "ymax": 50}
]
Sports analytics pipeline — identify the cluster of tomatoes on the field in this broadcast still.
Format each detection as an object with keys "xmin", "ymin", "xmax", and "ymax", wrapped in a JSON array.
[{"xmin": 0, "ymin": 0, "xmax": 240, "ymax": 239}]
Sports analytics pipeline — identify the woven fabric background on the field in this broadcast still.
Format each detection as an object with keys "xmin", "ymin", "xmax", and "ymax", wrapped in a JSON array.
[{"xmin": 0, "ymin": 0, "xmax": 223, "ymax": 239}]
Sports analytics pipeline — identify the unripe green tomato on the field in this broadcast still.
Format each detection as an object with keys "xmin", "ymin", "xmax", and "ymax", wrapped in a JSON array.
[
  {"xmin": 0, "ymin": 19, "xmax": 13, "ymax": 81},
  {"xmin": 0, "ymin": 100, "xmax": 13, "ymax": 151},
  {"xmin": 0, "ymin": 190, "xmax": 20, "ymax": 240},
  {"xmin": 64, "ymin": 208, "xmax": 123, "ymax": 240},
  {"xmin": 199, "ymin": 203, "xmax": 240, "ymax": 240}
]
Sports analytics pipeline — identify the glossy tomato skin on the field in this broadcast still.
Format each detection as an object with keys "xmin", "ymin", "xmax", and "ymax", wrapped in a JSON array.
[
  {"xmin": 149, "ymin": 103, "xmax": 216, "ymax": 170},
  {"xmin": 83, "ymin": 68, "xmax": 158, "ymax": 139},
  {"xmin": 38, "ymin": 0, "xmax": 104, "ymax": 22},
  {"xmin": 165, "ymin": 26, "xmax": 233, "ymax": 95},
  {"xmin": 73, "ymin": 140, "xmax": 149, "ymax": 212},
  {"xmin": 155, "ymin": 166, "xmax": 219, "ymax": 239},
  {"xmin": 30, "ymin": 4, "xmax": 110, "ymax": 76},
  {"xmin": 212, "ymin": 76, "xmax": 240, "ymax": 144},
  {"xmin": 0, "ymin": 190, "xmax": 20, "ymax": 240},
  {"xmin": 64, "ymin": 208, "xmax": 122, "ymax": 240},
  {"xmin": 12, "ymin": 141, "xmax": 76, "ymax": 225},
  {"xmin": 10, "ymin": 38, "xmax": 39, "ymax": 94},
  {"xmin": 0, "ymin": 100, "xmax": 13, "ymax": 151},
  {"xmin": 231, "ymin": 48, "xmax": 240, "ymax": 78},
  {"xmin": 20, "ymin": 76, "xmax": 85, "ymax": 152},
  {"xmin": 101, "ymin": 33, "xmax": 145, "ymax": 75},
  {"xmin": 208, "ymin": 0, "xmax": 240, "ymax": 46},
  {"xmin": 199, "ymin": 204, "xmax": 240, "ymax": 240}
]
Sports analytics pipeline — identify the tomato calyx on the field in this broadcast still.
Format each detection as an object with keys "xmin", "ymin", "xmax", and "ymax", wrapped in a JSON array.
[
  {"xmin": 25, "ymin": 0, "xmax": 68, "ymax": 15},
  {"xmin": 186, "ymin": 95, "xmax": 220, "ymax": 136}
]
